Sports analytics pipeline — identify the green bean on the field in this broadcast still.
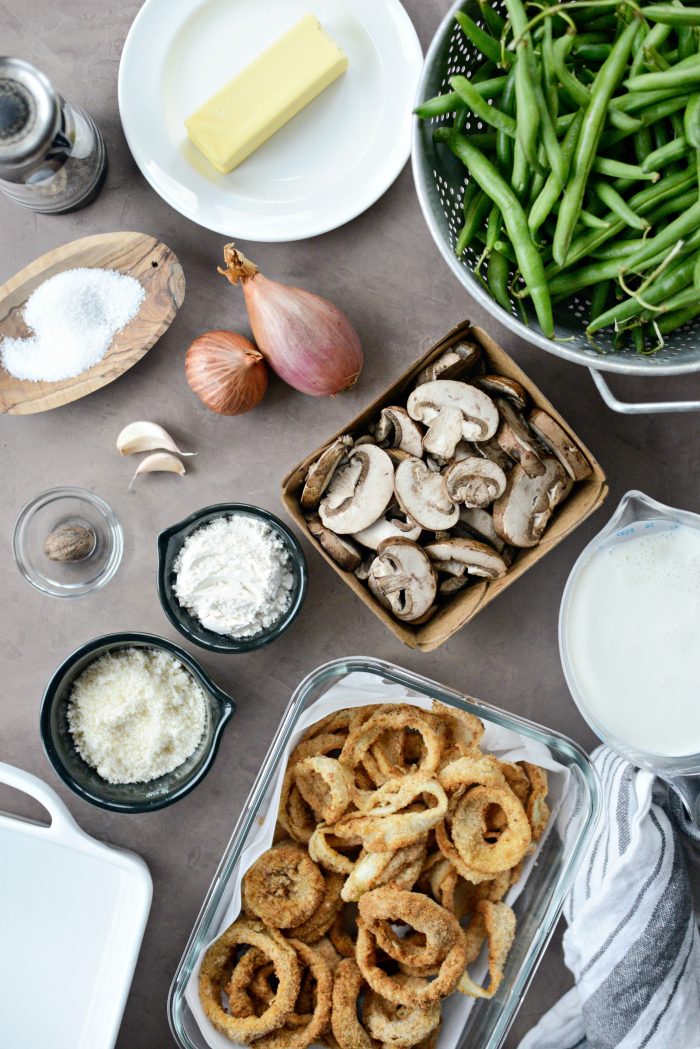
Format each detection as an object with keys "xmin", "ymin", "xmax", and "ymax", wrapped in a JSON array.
[
  {"xmin": 488, "ymin": 250, "xmax": 513, "ymax": 311},
  {"xmin": 652, "ymin": 118, "xmax": 671, "ymax": 151},
  {"xmin": 552, "ymin": 34, "xmax": 642, "ymax": 132},
  {"xmin": 587, "ymin": 255, "xmax": 698, "ymax": 332},
  {"xmin": 497, "ymin": 67, "xmax": 517, "ymax": 176},
  {"xmin": 631, "ymin": 22, "xmax": 673, "ymax": 78},
  {"xmin": 553, "ymin": 19, "xmax": 640, "ymax": 266},
  {"xmin": 671, "ymin": 110, "xmax": 686, "ymax": 140},
  {"xmin": 415, "ymin": 78, "xmax": 507, "ymax": 118},
  {"xmin": 450, "ymin": 76, "xmax": 517, "ymax": 138},
  {"xmin": 505, "ymin": 0, "xmax": 541, "ymax": 169},
  {"xmin": 593, "ymin": 156, "xmax": 658, "ymax": 179},
  {"xmin": 529, "ymin": 111, "xmax": 584, "ymax": 234},
  {"xmin": 533, "ymin": 78, "xmax": 566, "ymax": 185},
  {"xmin": 637, "ymin": 285, "xmax": 699, "ymax": 324},
  {"xmin": 592, "ymin": 180, "xmax": 649, "ymax": 229},
  {"xmin": 486, "ymin": 202, "xmax": 502, "ymax": 253},
  {"xmin": 641, "ymin": 5, "xmax": 700, "ymax": 27},
  {"xmin": 643, "ymin": 136, "xmax": 690, "ymax": 170},
  {"xmin": 511, "ymin": 139, "xmax": 529, "ymax": 199},
  {"xmin": 575, "ymin": 43, "xmax": 613, "ymax": 61},
  {"xmin": 634, "ymin": 126, "xmax": 654, "ymax": 165},
  {"xmin": 446, "ymin": 132, "xmax": 554, "ymax": 336},
  {"xmin": 657, "ymin": 300, "xmax": 700, "ymax": 333},
  {"xmin": 579, "ymin": 206, "xmax": 612, "ymax": 228},
  {"xmin": 592, "ymin": 237, "xmax": 645, "ymax": 259},
  {"xmin": 626, "ymin": 62, "xmax": 700, "ymax": 93},
  {"xmin": 622, "ymin": 199, "xmax": 700, "ymax": 269},
  {"xmin": 685, "ymin": 95, "xmax": 700, "ymax": 146},
  {"xmin": 589, "ymin": 279, "xmax": 611, "ymax": 322},
  {"xmin": 542, "ymin": 19, "xmax": 559, "ymax": 116},
  {"xmin": 694, "ymin": 251, "xmax": 700, "ymax": 287},
  {"xmin": 493, "ymin": 238, "xmax": 518, "ymax": 263},
  {"xmin": 455, "ymin": 188, "xmax": 492, "ymax": 257},
  {"xmin": 647, "ymin": 186, "xmax": 699, "ymax": 221},
  {"xmin": 456, "ymin": 12, "xmax": 507, "ymax": 66},
  {"xmin": 477, "ymin": 0, "xmax": 507, "ymax": 39}
]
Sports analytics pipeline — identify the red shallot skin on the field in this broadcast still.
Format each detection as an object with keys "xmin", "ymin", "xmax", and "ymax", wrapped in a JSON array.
[{"xmin": 242, "ymin": 273, "xmax": 363, "ymax": 397}]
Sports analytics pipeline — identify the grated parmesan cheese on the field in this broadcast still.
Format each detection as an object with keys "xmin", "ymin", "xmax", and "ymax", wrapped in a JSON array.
[{"xmin": 66, "ymin": 647, "xmax": 207, "ymax": 784}]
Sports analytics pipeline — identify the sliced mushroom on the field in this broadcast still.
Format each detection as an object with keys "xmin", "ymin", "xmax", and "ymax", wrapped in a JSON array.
[
  {"xmin": 319, "ymin": 445, "xmax": 394, "ymax": 534},
  {"xmin": 439, "ymin": 576, "xmax": 469, "ymax": 595},
  {"xmin": 301, "ymin": 435, "xmax": 353, "ymax": 509},
  {"xmin": 468, "ymin": 436, "xmax": 515, "ymax": 472},
  {"xmin": 443, "ymin": 457, "xmax": 507, "ymax": 508},
  {"xmin": 415, "ymin": 341, "xmax": 482, "ymax": 385},
  {"xmin": 492, "ymin": 458, "xmax": 569, "ymax": 548},
  {"xmin": 351, "ymin": 505, "xmax": 421, "ymax": 550},
  {"xmin": 495, "ymin": 399, "xmax": 546, "ymax": 478},
  {"xmin": 477, "ymin": 375, "xmax": 528, "ymax": 411},
  {"xmin": 528, "ymin": 409, "xmax": 592, "ymax": 481},
  {"xmin": 426, "ymin": 454, "xmax": 447, "ymax": 472},
  {"xmin": 459, "ymin": 507, "xmax": 511, "ymax": 558},
  {"xmin": 374, "ymin": 407, "xmax": 424, "ymax": 458},
  {"xmin": 354, "ymin": 434, "xmax": 377, "ymax": 447},
  {"xmin": 424, "ymin": 537, "xmax": 507, "ymax": 579},
  {"xmin": 385, "ymin": 447, "xmax": 413, "ymax": 467},
  {"xmin": 354, "ymin": 554, "xmax": 374, "ymax": 582},
  {"xmin": 306, "ymin": 515, "xmax": 363, "ymax": 571},
  {"xmin": 408, "ymin": 380, "xmax": 499, "ymax": 458},
  {"xmin": 367, "ymin": 538, "xmax": 437, "ymax": 622},
  {"xmin": 394, "ymin": 458, "xmax": 459, "ymax": 531}
]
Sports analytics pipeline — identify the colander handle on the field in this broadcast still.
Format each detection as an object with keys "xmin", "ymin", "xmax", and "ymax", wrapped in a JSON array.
[{"xmin": 590, "ymin": 369, "xmax": 700, "ymax": 414}]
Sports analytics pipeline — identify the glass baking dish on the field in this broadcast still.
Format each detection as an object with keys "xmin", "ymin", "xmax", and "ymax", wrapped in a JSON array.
[{"xmin": 168, "ymin": 657, "xmax": 600, "ymax": 1049}]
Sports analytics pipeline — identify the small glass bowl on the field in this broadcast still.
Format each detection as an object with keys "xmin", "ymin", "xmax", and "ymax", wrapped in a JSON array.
[
  {"xmin": 13, "ymin": 487, "xmax": 123, "ymax": 598},
  {"xmin": 40, "ymin": 632, "xmax": 235, "ymax": 813},
  {"xmin": 157, "ymin": 503, "xmax": 308, "ymax": 654}
]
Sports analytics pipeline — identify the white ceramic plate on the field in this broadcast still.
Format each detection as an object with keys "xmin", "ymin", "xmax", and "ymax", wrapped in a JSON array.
[{"xmin": 118, "ymin": 0, "xmax": 422, "ymax": 241}]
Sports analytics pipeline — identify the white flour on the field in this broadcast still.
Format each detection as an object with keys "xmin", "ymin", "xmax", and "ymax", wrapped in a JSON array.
[{"xmin": 173, "ymin": 515, "xmax": 294, "ymax": 638}]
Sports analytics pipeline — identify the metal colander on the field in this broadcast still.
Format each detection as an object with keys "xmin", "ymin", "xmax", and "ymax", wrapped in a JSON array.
[{"xmin": 412, "ymin": 0, "xmax": 700, "ymax": 412}]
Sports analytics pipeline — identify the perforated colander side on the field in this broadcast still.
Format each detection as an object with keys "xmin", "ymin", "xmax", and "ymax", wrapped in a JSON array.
[{"xmin": 412, "ymin": 0, "xmax": 700, "ymax": 376}]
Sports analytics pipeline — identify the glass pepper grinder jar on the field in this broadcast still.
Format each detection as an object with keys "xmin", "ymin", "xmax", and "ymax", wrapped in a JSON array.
[{"xmin": 0, "ymin": 57, "xmax": 107, "ymax": 214}]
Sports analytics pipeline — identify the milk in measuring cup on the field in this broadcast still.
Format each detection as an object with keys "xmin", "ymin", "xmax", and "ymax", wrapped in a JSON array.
[{"xmin": 564, "ymin": 522, "xmax": 700, "ymax": 757}]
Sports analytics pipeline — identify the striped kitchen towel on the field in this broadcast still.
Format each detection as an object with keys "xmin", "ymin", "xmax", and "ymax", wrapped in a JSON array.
[{"xmin": 519, "ymin": 746, "xmax": 700, "ymax": 1049}]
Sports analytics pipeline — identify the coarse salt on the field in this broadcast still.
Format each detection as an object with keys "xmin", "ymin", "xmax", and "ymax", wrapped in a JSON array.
[
  {"xmin": 173, "ymin": 515, "xmax": 294, "ymax": 638},
  {"xmin": 0, "ymin": 267, "xmax": 145, "ymax": 382}
]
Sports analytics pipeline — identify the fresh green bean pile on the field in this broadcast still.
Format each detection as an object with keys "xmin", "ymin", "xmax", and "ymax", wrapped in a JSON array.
[{"xmin": 416, "ymin": 0, "xmax": 700, "ymax": 353}]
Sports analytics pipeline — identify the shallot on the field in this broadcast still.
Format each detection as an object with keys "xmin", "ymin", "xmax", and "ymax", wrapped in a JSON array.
[
  {"xmin": 186, "ymin": 330, "xmax": 268, "ymax": 415},
  {"xmin": 218, "ymin": 244, "xmax": 363, "ymax": 397}
]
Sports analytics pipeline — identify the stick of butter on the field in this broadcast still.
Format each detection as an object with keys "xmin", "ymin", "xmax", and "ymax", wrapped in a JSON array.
[{"xmin": 185, "ymin": 14, "xmax": 348, "ymax": 174}]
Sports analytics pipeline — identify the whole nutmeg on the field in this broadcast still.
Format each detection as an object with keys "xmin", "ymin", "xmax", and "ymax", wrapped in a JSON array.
[{"xmin": 43, "ymin": 525, "xmax": 95, "ymax": 562}]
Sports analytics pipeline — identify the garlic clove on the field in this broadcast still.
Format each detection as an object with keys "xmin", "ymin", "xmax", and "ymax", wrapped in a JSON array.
[
  {"xmin": 129, "ymin": 452, "xmax": 186, "ymax": 490},
  {"xmin": 117, "ymin": 421, "xmax": 196, "ymax": 457}
]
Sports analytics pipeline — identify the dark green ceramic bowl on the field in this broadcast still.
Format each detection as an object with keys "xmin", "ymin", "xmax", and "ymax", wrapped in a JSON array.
[
  {"xmin": 157, "ymin": 503, "xmax": 307, "ymax": 654},
  {"xmin": 40, "ymin": 632, "xmax": 234, "ymax": 813}
]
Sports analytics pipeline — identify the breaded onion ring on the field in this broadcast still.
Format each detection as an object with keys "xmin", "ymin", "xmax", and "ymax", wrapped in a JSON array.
[
  {"xmin": 458, "ymin": 901, "xmax": 516, "ymax": 999},
  {"xmin": 520, "ymin": 761, "xmax": 550, "ymax": 841},
  {"xmin": 329, "ymin": 909, "xmax": 357, "ymax": 959},
  {"xmin": 302, "ymin": 707, "xmax": 373, "ymax": 742},
  {"xmin": 356, "ymin": 915, "xmax": 467, "ymax": 1006},
  {"xmin": 242, "ymin": 842, "xmax": 325, "ymax": 929},
  {"xmin": 199, "ymin": 918, "xmax": 302, "ymax": 1042},
  {"xmin": 288, "ymin": 872, "xmax": 345, "ymax": 943},
  {"xmin": 226, "ymin": 948, "xmax": 273, "ymax": 1017},
  {"xmin": 451, "ymin": 785, "xmax": 531, "ymax": 877},
  {"xmin": 309, "ymin": 825, "xmax": 361, "ymax": 875},
  {"xmin": 330, "ymin": 958, "xmax": 375, "ymax": 1049},
  {"xmin": 255, "ymin": 939, "xmax": 333, "ymax": 1049},
  {"xmin": 342, "ymin": 841, "xmax": 427, "ymax": 903},
  {"xmin": 437, "ymin": 755, "xmax": 507, "ymax": 804},
  {"xmin": 334, "ymin": 775, "xmax": 447, "ymax": 852},
  {"xmin": 295, "ymin": 756, "xmax": 354, "ymax": 824},
  {"xmin": 363, "ymin": 980, "xmax": 440, "ymax": 1046},
  {"xmin": 340, "ymin": 707, "xmax": 443, "ymax": 788},
  {"xmin": 279, "ymin": 734, "xmax": 348, "ymax": 842}
]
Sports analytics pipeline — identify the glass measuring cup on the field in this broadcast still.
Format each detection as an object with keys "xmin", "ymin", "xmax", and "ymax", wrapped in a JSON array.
[{"xmin": 559, "ymin": 490, "xmax": 700, "ymax": 840}]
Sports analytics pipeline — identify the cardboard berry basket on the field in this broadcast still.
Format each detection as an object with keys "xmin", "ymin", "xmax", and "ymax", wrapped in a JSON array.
[{"xmin": 281, "ymin": 321, "xmax": 608, "ymax": 651}]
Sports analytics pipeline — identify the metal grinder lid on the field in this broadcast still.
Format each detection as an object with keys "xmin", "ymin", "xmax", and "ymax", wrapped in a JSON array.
[{"xmin": 0, "ymin": 57, "xmax": 60, "ymax": 175}]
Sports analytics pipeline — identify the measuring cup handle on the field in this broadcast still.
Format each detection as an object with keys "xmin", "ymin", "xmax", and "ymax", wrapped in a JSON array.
[
  {"xmin": 589, "ymin": 369, "xmax": 700, "ymax": 415},
  {"xmin": 667, "ymin": 777, "xmax": 700, "ymax": 843}
]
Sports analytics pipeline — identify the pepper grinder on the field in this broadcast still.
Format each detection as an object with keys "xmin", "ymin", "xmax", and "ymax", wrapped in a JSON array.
[{"xmin": 0, "ymin": 57, "xmax": 107, "ymax": 214}]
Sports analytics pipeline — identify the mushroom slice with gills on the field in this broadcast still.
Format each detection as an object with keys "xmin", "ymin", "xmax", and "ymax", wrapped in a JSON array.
[
  {"xmin": 424, "ymin": 537, "xmax": 507, "ymax": 580},
  {"xmin": 415, "ymin": 341, "xmax": 482, "ymax": 385},
  {"xmin": 354, "ymin": 434, "xmax": 377, "ymax": 447},
  {"xmin": 374, "ymin": 407, "xmax": 424, "ymax": 459},
  {"xmin": 301, "ymin": 435, "xmax": 354, "ymax": 510},
  {"xmin": 408, "ymin": 381, "xmax": 499, "ymax": 458},
  {"xmin": 394, "ymin": 458, "xmax": 459, "ymax": 531},
  {"xmin": 459, "ymin": 507, "xmax": 513, "ymax": 560},
  {"xmin": 495, "ymin": 399, "xmax": 546, "ymax": 479},
  {"xmin": 319, "ymin": 445, "xmax": 395, "ymax": 535},
  {"xmin": 528, "ymin": 409, "xmax": 592, "ymax": 481},
  {"xmin": 468, "ymin": 436, "xmax": 515, "ymax": 473},
  {"xmin": 439, "ymin": 575, "xmax": 469, "ymax": 596},
  {"xmin": 351, "ymin": 505, "xmax": 421, "ymax": 551},
  {"xmin": 443, "ymin": 457, "xmax": 506, "ymax": 509},
  {"xmin": 476, "ymin": 375, "xmax": 528, "ymax": 412},
  {"xmin": 367, "ymin": 538, "xmax": 437, "ymax": 622},
  {"xmin": 354, "ymin": 554, "xmax": 374, "ymax": 582},
  {"xmin": 492, "ymin": 458, "xmax": 569, "ymax": 548},
  {"xmin": 385, "ymin": 447, "xmax": 413, "ymax": 468},
  {"xmin": 307, "ymin": 515, "xmax": 363, "ymax": 571}
]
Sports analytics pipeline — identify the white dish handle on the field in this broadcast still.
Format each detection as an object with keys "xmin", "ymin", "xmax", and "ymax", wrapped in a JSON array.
[{"xmin": 0, "ymin": 761, "xmax": 80, "ymax": 842}]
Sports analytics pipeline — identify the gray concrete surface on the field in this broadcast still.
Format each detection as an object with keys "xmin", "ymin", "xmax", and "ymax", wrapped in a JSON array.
[{"xmin": 1, "ymin": 1, "xmax": 698, "ymax": 1046}]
